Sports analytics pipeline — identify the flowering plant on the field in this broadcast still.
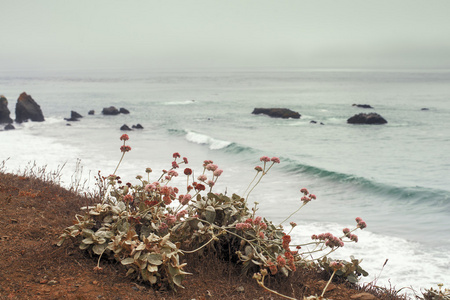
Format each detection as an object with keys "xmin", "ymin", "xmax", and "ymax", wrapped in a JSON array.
[{"xmin": 58, "ymin": 135, "xmax": 368, "ymax": 293}]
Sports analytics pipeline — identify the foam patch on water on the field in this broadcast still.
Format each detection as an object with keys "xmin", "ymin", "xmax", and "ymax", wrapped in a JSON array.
[
  {"xmin": 185, "ymin": 130, "xmax": 231, "ymax": 150},
  {"xmin": 290, "ymin": 222, "xmax": 450, "ymax": 296},
  {"xmin": 163, "ymin": 100, "xmax": 196, "ymax": 105}
]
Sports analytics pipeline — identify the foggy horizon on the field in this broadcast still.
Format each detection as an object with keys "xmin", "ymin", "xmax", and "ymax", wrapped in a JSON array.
[{"xmin": 2, "ymin": 0, "xmax": 450, "ymax": 72}]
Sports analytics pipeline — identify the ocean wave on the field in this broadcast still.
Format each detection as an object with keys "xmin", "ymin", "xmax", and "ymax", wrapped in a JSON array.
[
  {"xmin": 184, "ymin": 130, "xmax": 231, "ymax": 150},
  {"xmin": 162, "ymin": 100, "xmax": 196, "ymax": 105},
  {"xmin": 168, "ymin": 129, "xmax": 450, "ymax": 206},
  {"xmin": 281, "ymin": 157, "xmax": 450, "ymax": 206}
]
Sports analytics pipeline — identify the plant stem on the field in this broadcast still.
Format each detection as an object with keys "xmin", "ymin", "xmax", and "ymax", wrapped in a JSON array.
[
  {"xmin": 278, "ymin": 202, "xmax": 307, "ymax": 226},
  {"xmin": 321, "ymin": 269, "xmax": 337, "ymax": 297},
  {"xmin": 256, "ymin": 274, "xmax": 297, "ymax": 300}
]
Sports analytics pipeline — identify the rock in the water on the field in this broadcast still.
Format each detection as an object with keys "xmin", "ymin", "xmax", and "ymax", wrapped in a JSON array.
[
  {"xmin": 64, "ymin": 110, "xmax": 83, "ymax": 121},
  {"xmin": 15, "ymin": 92, "xmax": 45, "ymax": 123},
  {"xmin": 132, "ymin": 124, "xmax": 144, "ymax": 129},
  {"xmin": 102, "ymin": 106, "xmax": 120, "ymax": 115},
  {"xmin": 119, "ymin": 107, "xmax": 130, "ymax": 114},
  {"xmin": 4, "ymin": 123, "xmax": 15, "ymax": 130},
  {"xmin": 71, "ymin": 111, "xmax": 83, "ymax": 118},
  {"xmin": 347, "ymin": 113, "xmax": 387, "ymax": 125},
  {"xmin": 252, "ymin": 108, "xmax": 300, "ymax": 119},
  {"xmin": 352, "ymin": 104, "xmax": 374, "ymax": 109},
  {"xmin": 421, "ymin": 108, "xmax": 429, "ymax": 111},
  {"xmin": 88, "ymin": 110, "xmax": 95, "ymax": 115},
  {"xmin": 310, "ymin": 120, "xmax": 317, "ymax": 124},
  {"xmin": 120, "ymin": 124, "xmax": 132, "ymax": 131},
  {"xmin": 0, "ymin": 95, "xmax": 13, "ymax": 124}
]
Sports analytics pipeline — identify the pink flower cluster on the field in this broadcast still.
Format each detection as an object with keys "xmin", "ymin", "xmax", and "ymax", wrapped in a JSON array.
[
  {"xmin": 259, "ymin": 156, "xmax": 280, "ymax": 163},
  {"xmin": 144, "ymin": 182, "xmax": 161, "ymax": 192},
  {"xmin": 197, "ymin": 174, "xmax": 207, "ymax": 182},
  {"xmin": 160, "ymin": 185, "xmax": 178, "ymax": 205},
  {"xmin": 120, "ymin": 145, "xmax": 131, "ymax": 152},
  {"xmin": 171, "ymin": 152, "xmax": 188, "ymax": 169},
  {"xmin": 166, "ymin": 214, "xmax": 177, "ymax": 225},
  {"xmin": 355, "ymin": 217, "xmax": 367, "ymax": 229},
  {"xmin": 236, "ymin": 223, "xmax": 252, "ymax": 230},
  {"xmin": 342, "ymin": 227, "xmax": 359, "ymax": 242},
  {"xmin": 330, "ymin": 261, "xmax": 344, "ymax": 270},
  {"xmin": 178, "ymin": 194, "xmax": 192, "ymax": 205},
  {"xmin": 243, "ymin": 217, "xmax": 267, "ymax": 229},
  {"xmin": 123, "ymin": 194, "xmax": 134, "ymax": 203},
  {"xmin": 311, "ymin": 232, "xmax": 344, "ymax": 248},
  {"xmin": 235, "ymin": 216, "xmax": 269, "ymax": 235},
  {"xmin": 267, "ymin": 260, "xmax": 277, "ymax": 275},
  {"xmin": 282, "ymin": 234, "xmax": 291, "ymax": 251},
  {"xmin": 300, "ymin": 188, "xmax": 316, "ymax": 203},
  {"xmin": 176, "ymin": 210, "xmax": 187, "ymax": 219}
]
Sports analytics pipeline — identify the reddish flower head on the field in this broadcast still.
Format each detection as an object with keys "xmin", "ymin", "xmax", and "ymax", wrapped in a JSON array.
[
  {"xmin": 254, "ymin": 166, "xmax": 263, "ymax": 172},
  {"xmin": 184, "ymin": 168, "xmax": 192, "ymax": 176},
  {"xmin": 276, "ymin": 255, "xmax": 286, "ymax": 267},
  {"xmin": 123, "ymin": 194, "xmax": 133, "ymax": 203},
  {"xmin": 120, "ymin": 134, "xmax": 129, "ymax": 141},
  {"xmin": 120, "ymin": 145, "xmax": 131, "ymax": 152},
  {"xmin": 213, "ymin": 169, "xmax": 223, "ymax": 177},
  {"xmin": 271, "ymin": 157, "xmax": 280, "ymax": 163},
  {"xmin": 195, "ymin": 183, "xmax": 206, "ymax": 191},
  {"xmin": 260, "ymin": 156, "xmax": 270, "ymax": 162},
  {"xmin": 181, "ymin": 194, "xmax": 192, "ymax": 205},
  {"xmin": 197, "ymin": 174, "xmax": 207, "ymax": 182},
  {"xmin": 173, "ymin": 152, "xmax": 181, "ymax": 158}
]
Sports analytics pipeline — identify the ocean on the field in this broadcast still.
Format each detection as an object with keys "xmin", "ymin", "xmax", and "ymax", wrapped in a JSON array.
[{"xmin": 1, "ymin": 69, "xmax": 449, "ymax": 295}]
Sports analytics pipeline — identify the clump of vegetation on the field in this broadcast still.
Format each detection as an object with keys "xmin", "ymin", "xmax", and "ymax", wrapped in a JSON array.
[
  {"xmin": 423, "ymin": 284, "xmax": 450, "ymax": 300},
  {"xmin": 58, "ymin": 134, "xmax": 368, "ymax": 297}
]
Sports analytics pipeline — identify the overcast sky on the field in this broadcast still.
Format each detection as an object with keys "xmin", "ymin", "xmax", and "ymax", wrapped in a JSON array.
[{"xmin": 1, "ymin": 0, "xmax": 450, "ymax": 71}]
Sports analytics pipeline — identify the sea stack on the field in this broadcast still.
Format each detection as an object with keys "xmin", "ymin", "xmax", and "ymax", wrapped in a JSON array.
[{"xmin": 15, "ymin": 92, "xmax": 45, "ymax": 123}]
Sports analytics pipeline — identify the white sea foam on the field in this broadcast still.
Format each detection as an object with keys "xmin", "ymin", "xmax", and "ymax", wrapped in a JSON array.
[
  {"xmin": 163, "ymin": 100, "xmax": 196, "ymax": 105},
  {"xmin": 185, "ymin": 130, "xmax": 231, "ymax": 150},
  {"xmin": 291, "ymin": 223, "xmax": 450, "ymax": 296}
]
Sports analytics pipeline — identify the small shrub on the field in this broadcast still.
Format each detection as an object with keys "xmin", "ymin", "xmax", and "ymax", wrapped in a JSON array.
[{"xmin": 59, "ymin": 134, "xmax": 368, "ymax": 293}]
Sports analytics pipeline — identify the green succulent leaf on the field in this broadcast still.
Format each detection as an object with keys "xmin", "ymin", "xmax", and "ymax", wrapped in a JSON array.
[
  {"xmin": 121, "ymin": 257, "xmax": 135, "ymax": 265},
  {"xmin": 147, "ymin": 253, "xmax": 163, "ymax": 265},
  {"xmin": 205, "ymin": 206, "xmax": 216, "ymax": 223},
  {"xmin": 92, "ymin": 243, "xmax": 107, "ymax": 255}
]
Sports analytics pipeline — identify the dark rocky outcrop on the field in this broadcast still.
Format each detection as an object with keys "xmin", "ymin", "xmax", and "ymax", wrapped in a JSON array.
[
  {"xmin": 0, "ymin": 95, "xmax": 13, "ymax": 124},
  {"xmin": 4, "ymin": 123, "xmax": 15, "ymax": 130},
  {"xmin": 347, "ymin": 113, "xmax": 387, "ymax": 125},
  {"xmin": 352, "ymin": 104, "xmax": 373, "ymax": 109},
  {"xmin": 88, "ymin": 110, "xmax": 95, "ymax": 115},
  {"xmin": 421, "ymin": 108, "xmax": 429, "ymax": 111},
  {"xmin": 102, "ymin": 106, "xmax": 120, "ymax": 115},
  {"xmin": 119, "ymin": 107, "xmax": 130, "ymax": 114},
  {"xmin": 252, "ymin": 108, "xmax": 300, "ymax": 119},
  {"xmin": 120, "ymin": 124, "xmax": 132, "ymax": 131},
  {"xmin": 15, "ymin": 92, "xmax": 45, "ymax": 123},
  {"xmin": 132, "ymin": 124, "xmax": 144, "ymax": 129},
  {"xmin": 64, "ymin": 111, "xmax": 83, "ymax": 121},
  {"xmin": 310, "ymin": 120, "xmax": 325, "ymax": 125}
]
